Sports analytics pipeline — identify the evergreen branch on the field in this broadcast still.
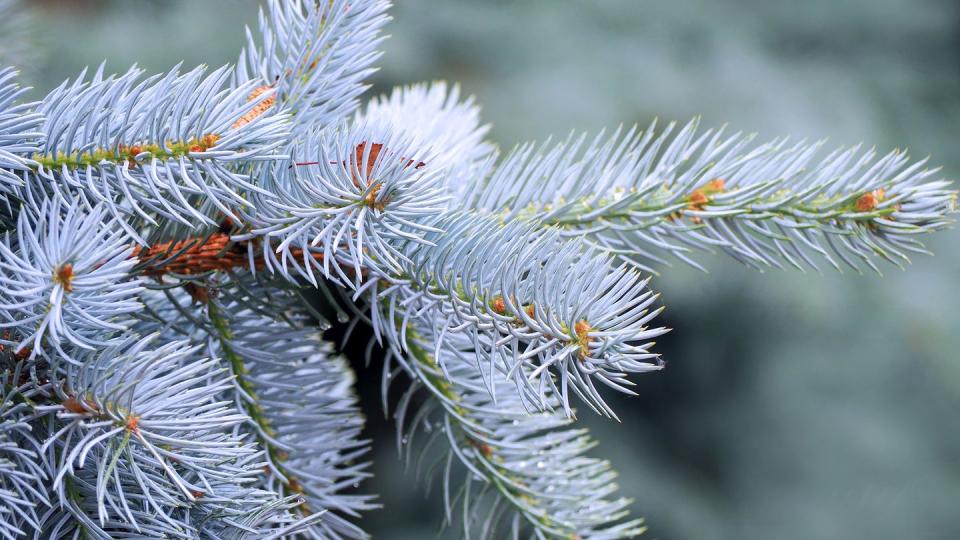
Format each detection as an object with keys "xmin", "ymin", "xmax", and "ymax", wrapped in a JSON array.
[
  {"xmin": 387, "ymin": 323, "xmax": 645, "ymax": 539},
  {"xmin": 238, "ymin": 81, "xmax": 495, "ymax": 287},
  {"xmin": 245, "ymin": 118, "xmax": 448, "ymax": 284},
  {"xmin": 0, "ymin": 198, "xmax": 143, "ymax": 360},
  {"xmin": 354, "ymin": 82, "xmax": 497, "ymax": 193},
  {"xmin": 462, "ymin": 120, "xmax": 957, "ymax": 273},
  {"xmin": 236, "ymin": 0, "xmax": 390, "ymax": 130},
  {"xmin": 125, "ymin": 207, "xmax": 666, "ymax": 419},
  {"xmin": 137, "ymin": 278, "xmax": 374, "ymax": 539},
  {"xmin": 131, "ymin": 226, "xmax": 343, "ymax": 279},
  {"xmin": 204, "ymin": 296, "xmax": 336, "ymax": 538},
  {"xmin": 0, "ymin": 0, "xmax": 954, "ymax": 537},
  {"xmin": 23, "ymin": 335, "xmax": 289, "ymax": 539},
  {"xmin": 380, "ymin": 211, "xmax": 666, "ymax": 418},
  {"xmin": 19, "ymin": 64, "xmax": 290, "ymax": 242},
  {"xmin": 31, "ymin": 442, "xmax": 312, "ymax": 539},
  {"xmin": 218, "ymin": 294, "xmax": 374, "ymax": 539}
]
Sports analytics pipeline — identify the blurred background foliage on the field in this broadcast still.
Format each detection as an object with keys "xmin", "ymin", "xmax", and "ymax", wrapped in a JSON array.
[{"xmin": 14, "ymin": 1, "xmax": 960, "ymax": 538}]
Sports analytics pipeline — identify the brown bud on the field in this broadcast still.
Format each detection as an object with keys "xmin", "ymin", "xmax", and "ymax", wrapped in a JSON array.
[
  {"xmin": 63, "ymin": 396, "xmax": 99, "ymax": 414},
  {"xmin": 706, "ymin": 178, "xmax": 726, "ymax": 191},
  {"xmin": 855, "ymin": 192, "xmax": 878, "ymax": 212},
  {"xmin": 490, "ymin": 295, "xmax": 507, "ymax": 315},
  {"xmin": 54, "ymin": 263, "xmax": 75, "ymax": 293}
]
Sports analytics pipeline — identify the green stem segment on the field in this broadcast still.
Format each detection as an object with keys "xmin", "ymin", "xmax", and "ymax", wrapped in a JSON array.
[
  {"xmin": 206, "ymin": 300, "xmax": 309, "ymax": 513},
  {"xmin": 31, "ymin": 135, "xmax": 220, "ymax": 171},
  {"xmin": 522, "ymin": 185, "xmax": 899, "ymax": 229}
]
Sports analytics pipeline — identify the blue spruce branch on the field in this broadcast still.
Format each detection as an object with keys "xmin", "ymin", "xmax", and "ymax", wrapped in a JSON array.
[{"xmin": 0, "ymin": 0, "xmax": 955, "ymax": 538}]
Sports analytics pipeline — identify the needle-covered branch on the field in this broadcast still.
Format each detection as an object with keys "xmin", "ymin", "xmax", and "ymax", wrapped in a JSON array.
[
  {"xmin": 463, "ymin": 120, "xmax": 957, "ymax": 273},
  {"xmin": 245, "ymin": 119, "xmax": 447, "ymax": 284},
  {"xmin": 134, "ymin": 278, "xmax": 374, "ymax": 539},
  {"xmin": 0, "ymin": 198, "xmax": 143, "ymax": 360},
  {"xmin": 20, "ymin": 65, "xmax": 290, "ymax": 242},
  {"xmin": 2, "ymin": 335, "xmax": 309, "ymax": 539},
  {"xmin": 386, "ymin": 324, "xmax": 645, "ymax": 539},
  {"xmin": 378, "ymin": 211, "xmax": 666, "ymax": 418},
  {"xmin": 0, "ymin": 0, "xmax": 955, "ymax": 537},
  {"xmin": 236, "ymin": 0, "xmax": 390, "ymax": 130}
]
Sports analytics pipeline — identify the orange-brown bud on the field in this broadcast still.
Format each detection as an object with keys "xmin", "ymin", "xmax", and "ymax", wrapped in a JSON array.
[
  {"xmin": 54, "ymin": 263, "xmax": 75, "ymax": 293},
  {"xmin": 688, "ymin": 190, "xmax": 708, "ymax": 207},
  {"xmin": 574, "ymin": 319, "xmax": 593, "ymax": 360},
  {"xmin": 490, "ymin": 295, "xmax": 507, "ymax": 315},
  {"xmin": 63, "ymin": 396, "xmax": 99, "ymax": 414},
  {"xmin": 363, "ymin": 183, "xmax": 387, "ymax": 211},
  {"xmin": 706, "ymin": 178, "xmax": 726, "ymax": 191},
  {"xmin": 232, "ymin": 85, "xmax": 276, "ymax": 129},
  {"xmin": 201, "ymin": 134, "xmax": 220, "ymax": 148},
  {"xmin": 856, "ymin": 192, "xmax": 878, "ymax": 212}
]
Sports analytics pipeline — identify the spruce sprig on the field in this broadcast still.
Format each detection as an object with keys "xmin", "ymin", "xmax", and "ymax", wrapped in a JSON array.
[{"xmin": 0, "ymin": 0, "xmax": 954, "ymax": 538}]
